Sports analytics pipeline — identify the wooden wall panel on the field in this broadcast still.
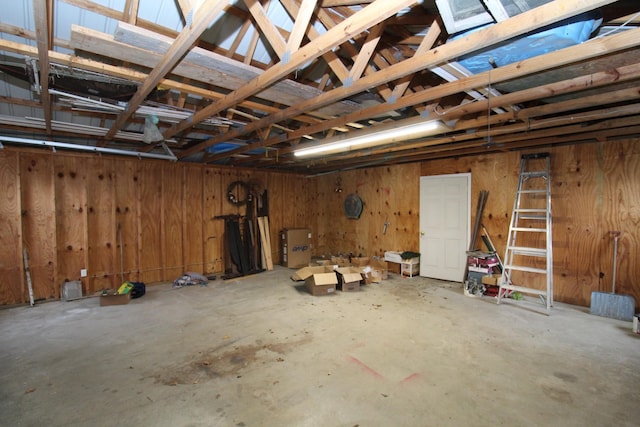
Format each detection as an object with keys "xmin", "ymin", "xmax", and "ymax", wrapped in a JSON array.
[
  {"xmin": 114, "ymin": 159, "xmax": 140, "ymax": 283},
  {"xmin": 183, "ymin": 165, "xmax": 204, "ymax": 273},
  {"xmin": 162, "ymin": 165, "xmax": 183, "ymax": 280},
  {"xmin": 54, "ymin": 156, "xmax": 87, "ymax": 291},
  {"xmin": 390, "ymin": 163, "xmax": 421, "ymax": 253},
  {"xmin": 268, "ymin": 173, "xmax": 285, "ymax": 262},
  {"xmin": 203, "ymin": 168, "xmax": 224, "ymax": 274},
  {"xmin": 2, "ymin": 140, "xmax": 638, "ymax": 308},
  {"xmin": 600, "ymin": 141, "xmax": 640, "ymax": 299},
  {"xmin": 138, "ymin": 161, "xmax": 163, "ymax": 283},
  {"xmin": 375, "ymin": 167, "xmax": 395, "ymax": 257},
  {"xmin": 0, "ymin": 151, "xmax": 23, "ymax": 305},
  {"xmin": 20, "ymin": 152, "xmax": 57, "ymax": 300},
  {"xmin": 86, "ymin": 157, "xmax": 116, "ymax": 293},
  {"xmin": 1, "ymin": 149, "xmax": 314, "ymax": 305},
  {"xmin": 313, "ymin": 140, "xmax": 640, "ymax": 309},
  {"xmin": 313, "ymin": 175, "xmax": 333, "ymax": 256}
]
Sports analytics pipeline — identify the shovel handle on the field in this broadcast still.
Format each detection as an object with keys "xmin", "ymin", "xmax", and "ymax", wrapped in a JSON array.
[{"xmin": 609, "ymin": 231, "xmax": 621, "ymax": 294}]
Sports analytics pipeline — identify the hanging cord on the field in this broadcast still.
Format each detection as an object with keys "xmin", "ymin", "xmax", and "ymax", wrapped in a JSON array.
[{"xmin": 486, "ymin": 69, "xmax": 492, "ymax": 146}]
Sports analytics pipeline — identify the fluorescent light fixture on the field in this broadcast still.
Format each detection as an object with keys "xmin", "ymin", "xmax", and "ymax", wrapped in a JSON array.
[{"xmin": 294, "ymin": 118, "xmax": 450, "ymax": 158}]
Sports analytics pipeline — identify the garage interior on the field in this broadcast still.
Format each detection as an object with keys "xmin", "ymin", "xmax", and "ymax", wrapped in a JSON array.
[{"xmin": 1, "ymin": 0, "xmax": 639, "ymax": 425}]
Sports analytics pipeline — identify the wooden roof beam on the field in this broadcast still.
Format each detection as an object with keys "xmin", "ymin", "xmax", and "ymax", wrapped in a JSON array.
[
  {"xmin": 193, "ymin": 0, "xmax": 623, "ymax": 161},
  {"xmin": 174, "ymin": 0, "xmax": 418, "ymax": 155},
  {"xmin": 104, "ymin": 1, "xmax": 230, "ymax": 141},
  {"xmin": 33, "ymin": 0, "xmax": 53, "ymax": 135},
  {"xmin": 285, "ymin": 0, "xmax": 318, "ymax": 57},
  {"xmin": 243, "ymin": 0, "xmax": 287, "ymax": 58},
  {"xmin": 280, "ymin": 0, "xmax": 350, "ymax": 83}
]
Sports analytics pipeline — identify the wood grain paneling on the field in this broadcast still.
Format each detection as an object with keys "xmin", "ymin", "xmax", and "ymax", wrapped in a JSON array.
[
  {"xmin": 86, "ymin": 157, "xmax": 116, "ymax": 293},
  {"xmin": 138, "ymin": 161, "xmax": 163, "ymax": 283},
  {"xmin": 203, "ymin": 168, "xmax": 224, "ymax": 273},
  {"xmin": 54, "ymin": 155, "xmax": 87, "ymax": 292},
  {"xmin": 162, "ymin": 165, "xmax": 183, "ymax": 280},
  {"xmin": 114, "ymin": 159, "xmax": 140, "ymax": 283},
  {"xmin": 2, "ymin": 139, "xmax": 637, "ymax": 308},
  {"xmin": 20, "ymin": 152, "xmax": 56, "ymax": 300},
  {"xmin": 0, "ymin": 151, "xmax": 23, "ymax": 305},
  {"xmin": 183, "ymin": 165, "xmax": 204, "ymax": 273}
]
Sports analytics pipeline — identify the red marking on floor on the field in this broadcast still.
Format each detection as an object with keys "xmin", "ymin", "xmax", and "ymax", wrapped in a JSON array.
[
  {"xmin": 400, "ymin": 372, "xmax": 421, "ymax": 383},
  {"xmin": 347, "ymin": 355, "xmax": 384, "ymax": 379}
]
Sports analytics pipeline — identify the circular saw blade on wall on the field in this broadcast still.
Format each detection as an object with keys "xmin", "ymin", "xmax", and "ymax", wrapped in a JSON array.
[{"xmin": 343, "ymin": 193, "xmax": 363, "ymax": 219}]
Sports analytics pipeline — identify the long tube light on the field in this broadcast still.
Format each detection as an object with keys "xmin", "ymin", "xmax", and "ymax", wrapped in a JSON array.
[
  {"xmin": 294, "ymin": 118, "xmax": 450, "ymax": 157},
  {"xmin": 0, "ymin": 135, "xmax": 177, "ymax": 161}
]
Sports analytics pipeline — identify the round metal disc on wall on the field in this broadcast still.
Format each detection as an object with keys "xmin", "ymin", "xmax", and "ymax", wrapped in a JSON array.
[{"xmin": 343, "ymin": 193, "xmax": 363, "ymax": 219}]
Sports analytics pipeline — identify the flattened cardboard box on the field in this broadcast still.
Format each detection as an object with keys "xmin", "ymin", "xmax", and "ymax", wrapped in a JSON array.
[
  {"xmin": 335, "ymin": 267, "xmax": 363, "ymax": 292},
  {"xmin": 291, "ymin": 265, "xmax": 337, "ymax": 296}
]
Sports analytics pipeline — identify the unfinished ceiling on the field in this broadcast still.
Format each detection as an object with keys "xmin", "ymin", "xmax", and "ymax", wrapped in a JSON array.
[{"xmin": 0, "ymin": 0, "xmax": 639, "ymax": 174}]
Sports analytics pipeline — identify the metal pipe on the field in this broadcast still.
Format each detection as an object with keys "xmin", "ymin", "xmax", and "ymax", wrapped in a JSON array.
[{"xmin": 0, "ymin": 135, "xmax": 177, "ymax": 161}]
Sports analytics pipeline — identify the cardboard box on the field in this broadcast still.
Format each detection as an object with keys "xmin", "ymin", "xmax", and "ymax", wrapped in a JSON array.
[
  {"xmin": 291, "ymin": 265, "xmax": 337, "ymax": 296},
  {"xmin": 100, "ymin": 289, "xmax": 131, "ymax": 306},
  {"xmin": 482, "ymin": 275, "xmax": 499, "ymax": 286},
  {"xmin": 387, "ymin": 261, "xmax": 401, "ymax": 274},
  {"xmin": 370, "ymin": 259, "xmax": 388, "ymax": 281},
  {"xmin": 280, "ymin": 228, "xmax": 312, "ymax": 268},
  {"xmin": 350, "ymin": 256, "xmax": 370, "ymax": 267},
  {"xmin": 359, "ymin": 266, "xmax": 375, "ymax": 284},
  {"xmin": 336, "ymin": 267, "xmax": 363, "ymax": 292},
  {"xmin": 330, "ymin": 256, "xmax": 350, "ymax": 267}
]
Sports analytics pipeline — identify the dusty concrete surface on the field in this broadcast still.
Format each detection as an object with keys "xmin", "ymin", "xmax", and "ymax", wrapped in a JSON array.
[{"xmin": 1, "ymin": 267, "xmax": 639, "ymax": 427}]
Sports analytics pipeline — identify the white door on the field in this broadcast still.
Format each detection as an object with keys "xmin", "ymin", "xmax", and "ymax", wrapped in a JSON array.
[{"xmin": 419, "ymin": 174, "xmax": 470, "ymax": 282}]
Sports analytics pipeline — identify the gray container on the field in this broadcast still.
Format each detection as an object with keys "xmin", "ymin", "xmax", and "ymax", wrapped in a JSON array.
[
  {"xmin": 61, "ymin": 280, "xmax": 83, "ymax": 301},
  {"xmin": 590, "ymin": 232, "xmax": 635, "ymax": 321}
]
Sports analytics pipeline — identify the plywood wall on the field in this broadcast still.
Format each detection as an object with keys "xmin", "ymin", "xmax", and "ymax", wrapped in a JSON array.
[
  {"xmin": 315, "ymin": 139, "xmax": 639, "ymax": 308},
  {"xmin": 0, "ymin": 148, "xmax": 313, "ymax": 305},
  {"xmin": 315, "ymin": 163, "xmax": 421, "ymax": 258},
  {"xmin": 4, "ymin": 139, "xmax": 637, "ymax": 309}
]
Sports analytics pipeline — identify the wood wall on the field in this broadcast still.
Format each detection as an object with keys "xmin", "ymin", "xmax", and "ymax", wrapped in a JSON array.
[
  {"xmin": 315, "ymin": 139, "xmax": 640, "ymax": 309},
  {"xmin": 0, "ymin": 148, "xmax": 314, "ymax": 305},
  {"xmin": 314, "ymin": 163, "xmax": 421, "ymax": 257},
  {"xmin": 2, "ymin": 139, "xmax": 638, "ymax": 309}
]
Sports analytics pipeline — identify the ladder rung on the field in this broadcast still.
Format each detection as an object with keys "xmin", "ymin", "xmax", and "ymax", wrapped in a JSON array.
[
  {"xmin": 507, "ymin": 246, "xmax": 547, "ymax": 257},
  {"xmin": 514, "ymin": 209, "xmax": 547, "ymax": 220},
  {"xmin": 518, "ymin": 190, "xmax": 547, "ymax": 194},
  {"xmin": 521, "ymin": 171, "xmax": 548, "ymax": 178},
  {"xmin": 499, "ymin": 283, "xmax": 547, "ymax": 296},
  {"xmin": 504, "ymin": 264, "xmax": 547, "ymax": 274},
  {"xmin": 511, "ymin": 227, "xmax": 547, "ymax": 233},
  {"xmin": 518, "ymin": 215, "xmax": 546, "ymax": 220},
  {"xmin": 522, "ymin": 152, "xmax": 549, "ymax": 160}
]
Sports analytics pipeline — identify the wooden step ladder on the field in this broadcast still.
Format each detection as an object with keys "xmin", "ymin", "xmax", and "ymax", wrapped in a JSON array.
[{"xmin": 497, "ymin": 153, "xmax": 553, "ymax": 314}]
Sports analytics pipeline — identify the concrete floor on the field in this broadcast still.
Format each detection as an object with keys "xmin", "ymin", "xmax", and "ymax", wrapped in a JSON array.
[{"xmin": 1, "ymin": 267, "xmax": 638, "ymax": 427}]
